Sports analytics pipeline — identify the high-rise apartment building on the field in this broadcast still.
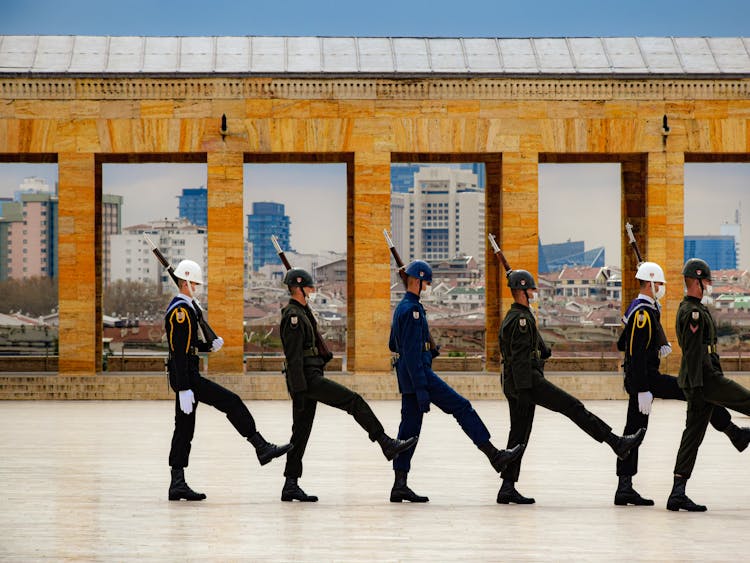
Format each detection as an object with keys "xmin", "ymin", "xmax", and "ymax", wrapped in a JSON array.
[
  {"xmin": 0, "ymin": 177, "xmax": 58, "ymax": 280},
  {"xmin": 391, "ymin": 166, "xmax": 485, "ymax": 269},
  {"xmin": 247, "ymin": 201, "xmax": 290, "ymax": 271},
  {"xmin": 102, "ymin": 194, "xmax": 123, "ymax": 286},
  {"xmin": 178, "ymin": 187, "xmax": 208, "ymax": 227}
]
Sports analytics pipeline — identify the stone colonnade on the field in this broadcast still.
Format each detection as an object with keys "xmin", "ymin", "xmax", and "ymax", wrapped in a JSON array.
[{"xmin": 0, "ymin": 77, "xmax": 748, "ymax": 375}]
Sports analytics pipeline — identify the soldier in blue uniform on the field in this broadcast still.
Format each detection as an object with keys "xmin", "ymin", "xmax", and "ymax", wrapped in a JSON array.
[
  {"xmin": 669, "ymin": 258, "xmax": 750, "ymax": 511},
  {"xmin": 165, "ymin": 259, "xmax": 292, "ymax": 501},
  {"xmin": 388, "ymin": 260, "xmax": 524, "ymax": 503},
  {"xmin": 499, "ymin": 269, "xmax": 646, "ymax": 504},
  {"xmin": 279, "ymin": 268, "xmax": 418, "ymax": 502},
  {"xmin": 615, "ymin": 261, "xmax": 749, "ymax": 506}
]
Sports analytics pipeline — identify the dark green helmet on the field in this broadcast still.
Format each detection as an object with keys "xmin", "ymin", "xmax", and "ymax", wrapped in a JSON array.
[
  {"xmin": 507, "ymin": 269, "xmax": 537, "ymax": 290},
  {"xmin": 682, "ymin": 258, "xmax": 711, "ymax": 280},
  {"xmin": 283, "ymin": 268, "xmax": 314, "ymax": 287}
]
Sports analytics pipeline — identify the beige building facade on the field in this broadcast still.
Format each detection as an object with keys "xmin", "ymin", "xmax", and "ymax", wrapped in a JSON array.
[{"xmin": 0, "ymin": 35, "xmax": 749, "ymax": 378}]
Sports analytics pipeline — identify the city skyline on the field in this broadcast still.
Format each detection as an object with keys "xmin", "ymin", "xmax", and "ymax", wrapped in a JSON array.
[{"xmin": 1, "ymin": 162, "xmax": 749, "ymax": 269}]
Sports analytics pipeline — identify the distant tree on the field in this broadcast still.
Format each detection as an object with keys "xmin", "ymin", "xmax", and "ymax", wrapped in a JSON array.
[
  {"xmin": 104, "ymin": 280, "xmax": 166, "ymax": 318},
  {"xmin": 0, "ymin": 276, "xmax": 58, "ymax": 316}
]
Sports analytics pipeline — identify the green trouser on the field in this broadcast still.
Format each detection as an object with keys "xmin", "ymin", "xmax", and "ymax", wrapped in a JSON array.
[{"xmin": 674, "ymin": 375, "xmax": 750, "ymax": 477}]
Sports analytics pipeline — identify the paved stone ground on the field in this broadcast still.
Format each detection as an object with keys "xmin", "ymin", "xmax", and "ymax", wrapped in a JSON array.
[{"xmin": 1, "ymin": 399, "xmax": 748, "ymax": 561}]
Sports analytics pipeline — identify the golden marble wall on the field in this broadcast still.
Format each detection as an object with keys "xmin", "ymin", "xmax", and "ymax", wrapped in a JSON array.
[{"xmin": 0, "ymin": 77, "xmax": 748, "ymax": 375}]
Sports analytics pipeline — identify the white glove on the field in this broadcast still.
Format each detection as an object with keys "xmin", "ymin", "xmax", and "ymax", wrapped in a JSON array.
[
  {"xmin": 659, "ymin": 344, "xmax": 672, "ymax": 358},
  {"xmin": 211, "ymin": 337, "xmax": 224, "ymax": 352},
  {"xmin": 179, "ymin": 389, "xmax": 195, "ymax": 415},
  {"xmin": 637, "ymin": 391, "xmax": 653, "ymax": 416}
]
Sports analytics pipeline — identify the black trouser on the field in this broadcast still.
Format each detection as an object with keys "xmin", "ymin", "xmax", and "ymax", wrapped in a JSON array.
[
  {"xmin": 502, "ymin": 375, "xmax": 612, "ymax": 482},
  {"xmin": 618, "ymin": 371, "xmax": 731, "ymax": 476},
  {"xmin": 284, "ymin": 370, "xmax": 385, "ymax": 478},
  {"xmin": 674, "ymin": 375, "xmax": 750, "ymax": 478},
  {"xmin": 169, "ymin": 374, "xmax": 258, "ymax": 468}
]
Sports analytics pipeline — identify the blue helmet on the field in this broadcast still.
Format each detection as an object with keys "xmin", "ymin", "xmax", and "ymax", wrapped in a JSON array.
[{"xmin": 405, "ymin": 260, "xmax": 432, "ymax": 283}]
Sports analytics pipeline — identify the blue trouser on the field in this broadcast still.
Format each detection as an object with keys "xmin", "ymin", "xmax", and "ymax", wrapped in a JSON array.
[{"xmin": 393, "ymin": 370, "xmax": 491, "ymax": 472}]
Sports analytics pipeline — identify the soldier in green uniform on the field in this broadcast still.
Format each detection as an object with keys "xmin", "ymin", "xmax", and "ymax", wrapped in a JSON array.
[
  {"xmin": 279, "ymin": 268, "xmax": 418, "ymax": 502},
  {"xmin": 669, "ymin": 258, "xmax": 750, "ymax": 512},
  {"xmin": 499, "ymin": 269, "xmax": 646, "ymax": 504}
]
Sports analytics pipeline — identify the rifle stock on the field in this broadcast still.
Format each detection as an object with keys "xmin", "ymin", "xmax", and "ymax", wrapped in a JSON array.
[
  {"xmin": 144, "ymin": 234, "xmax": 218, "ymax": 344},
  {"xmin": 271, "ymin": 235, "xmax": 333, "ymax": 363}
]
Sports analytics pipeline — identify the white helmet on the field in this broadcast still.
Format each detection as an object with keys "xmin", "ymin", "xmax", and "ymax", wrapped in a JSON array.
[
  {"xmin": 174, "ymin": 260, "xmax": 204, "ymax": 285},
  {"xmin": 635, "ymin": 262, "xmax": 666, "ymax": 284}
]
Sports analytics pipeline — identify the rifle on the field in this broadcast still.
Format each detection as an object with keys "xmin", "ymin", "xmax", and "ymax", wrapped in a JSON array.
[
  {"xmin": 144, "ymin": 233, "xmax": 218, "ymax": 344},
  {"xmin": 487, "ymin": 233, "xmax": 513, "ymax": 277},
  {"xmin": 271, "ymin": 235, "xmax": 334, "ymax": 363},
  {"xmin": 625, "ymin": 222, "xmax": 644, "ymax": 264},
  {"xmin": 383, "ymin": 229, "xmax": 439, "ymax": 356},
  {"xmin": 623, "ymin": 222, "xmax": 669, "ymax": 347}
]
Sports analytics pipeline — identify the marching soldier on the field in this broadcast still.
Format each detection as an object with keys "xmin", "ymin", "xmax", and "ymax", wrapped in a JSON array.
[
  {"xmin": 280, "ymin": 268, "xmax": 418, "ymax": 502},
  {"xmin": 615, "ymin": 261, "xmax": 750, "ymax": 506},
  {"xmin": 669, "ymin": 258, "xmax": 750, "ymax": 511},
  {"xmin": 389, "ymin": 260, "xmax": 524, "ymax": 503},
  {"xmin": 499, "ymin": 269, "xmax": 645, "ymax": 504},
  {"xmin": 166, "ymin": 259, "xmax": 292, "ymax": 501}
]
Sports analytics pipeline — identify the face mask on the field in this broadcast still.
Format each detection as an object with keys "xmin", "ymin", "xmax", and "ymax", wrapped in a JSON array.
[
  {"xmin": 528, "ymin": 291, "xmax": 539, "ymax": 305},
  {"xmin": 188, "ymin": 282, "xmax": 202, "ymax": 298},
  {"xmin": 653, "ymin": 284, "xmax": 666, "ymax": 301},
  {"xmin": 704, "ymin": 284, "xmax": 713, "ymax": 296},
  {"xmin": 421, "ymin": 284, "xmax": 432, "ymax": 299},
  {"xmin": 306, "ymin": 291, "xmax": 317, "ymax": 302}
]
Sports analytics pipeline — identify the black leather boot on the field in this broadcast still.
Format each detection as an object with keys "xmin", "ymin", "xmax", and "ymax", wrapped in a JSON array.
[
  {"xmin": 666, "ymin": 475, "xmax": 707, "ymax": 512},
  {"xmin": 248, "ymin": 432, "xmax": 294, "ymax": 466},
  {"xmin": 390, "ymin": 470, "xmax": 429, "ymax": 503},
  {"xmin": 724, "ymin": 423, "xmax": 750, "ymax": 452},
  {"xmin": 605, "ymin": 428, "xmax": 646, "ymax": 460},
  {"xmin": 168, "ymin": 467, "xmax": 206, "ymax": 501},
  {"xmin": 478, "ymin": 442, "xmax": 525, "ymax": 472},
  {"xmin": 614, "ymin": 475, "xmax": 654, "ymax": 506},
  {"xmin": 496, "ymin": 479, "xmax": 535, "ymax": 504},
  {"xmin": 377, "ymin": 433, "xmax": 419, "ymax": 461},
  {"xmin": 281, "ymin": 477, "xmax": 318, "ymax": 502}
]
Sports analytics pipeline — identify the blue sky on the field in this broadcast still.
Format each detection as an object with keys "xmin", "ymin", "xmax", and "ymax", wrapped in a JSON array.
[{"xmin": 3, "ymin": 0, "xmax": 749, "ymax": 37}]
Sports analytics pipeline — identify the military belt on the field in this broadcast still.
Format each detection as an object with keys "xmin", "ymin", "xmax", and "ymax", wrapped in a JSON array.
[
  {"xmin": 188, "ymin": 346, "xmax": 197, "ymax": 356},
  {"xmin": 303, "ymin": 347, "xmax": 319, "ymax": 358},
  {"xmin": 424, "ymin": 342, "xmax": 431, "ymax": 351},
  {"xmin": 707, "ymin": 344, "xmax": 717, "ymax": 354}
]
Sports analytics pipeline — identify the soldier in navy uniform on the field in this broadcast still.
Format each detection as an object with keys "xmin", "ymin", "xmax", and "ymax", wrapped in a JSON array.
[
  {"xmin": 499, "ymin": 269, "xmax": 645, "ymax": 504},
  {"xmin": 166, "ymin": 259, "xmax": 292, "ymax": 501},
  {"xmin": 615, "ymin": 261, "xmax": 749, "ymax": 507},
  {"xmin": 389, "ymin": 260, "xmax": 524, "ymax": 503},
  {"xmin": 669, "ymin": 258, "xmax": 750, "ymax": 511},
  {"xmin": 279, "ymin": 268, "xmax": 418, "ymax": 502}
]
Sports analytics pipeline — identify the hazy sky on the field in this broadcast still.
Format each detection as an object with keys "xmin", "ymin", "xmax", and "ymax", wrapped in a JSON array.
[{"xmin": 3, "ymin": 162, "xmax": 750, "ymax": 267}]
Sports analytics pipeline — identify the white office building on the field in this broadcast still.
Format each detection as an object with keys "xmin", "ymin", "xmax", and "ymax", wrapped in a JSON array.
[
  {"xmin": 109, "ymin": 218, "xmax": 207, "ymax": 291},
  {"xmin": 391, "ymin": 166, "xmax": 485, "ymax": 269}
]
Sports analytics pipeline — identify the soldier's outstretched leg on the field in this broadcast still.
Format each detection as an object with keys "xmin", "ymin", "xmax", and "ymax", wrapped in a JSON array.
[
  {"xmin": 248, "ymin": 432, "xmax": 294, "ymax": 466},
  {"xmin": 427, "ymin": 374, "xmax": 524, "ymax": 472},
  {"xmin": 390, "ymin": 470, "xmax": 429, "ymax": 503},
  {"xmin": 615, "ymin": 393, "xmax": 653, "ymax": 506}
]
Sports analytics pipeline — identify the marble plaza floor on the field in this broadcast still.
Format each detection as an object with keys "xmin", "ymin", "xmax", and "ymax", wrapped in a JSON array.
[{"xmin": 1, "ymin": 399, "xmax": 748, "ymax": 561}]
